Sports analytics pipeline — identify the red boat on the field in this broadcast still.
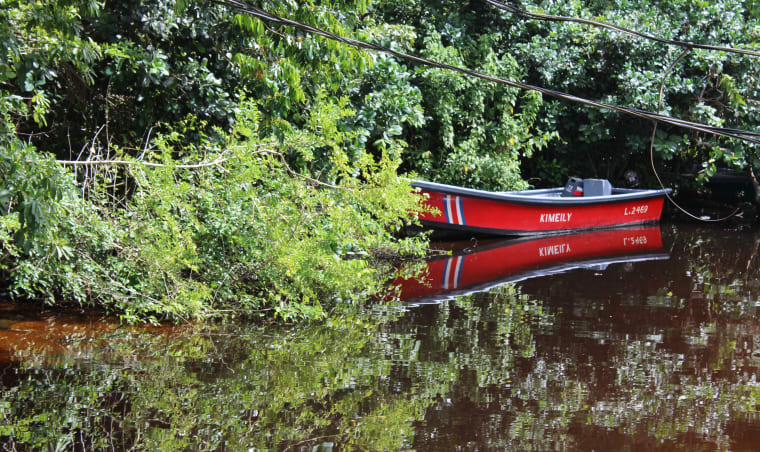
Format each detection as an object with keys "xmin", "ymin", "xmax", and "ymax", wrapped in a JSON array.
[
  {"xmin": 396, "ymin": 226, "xmax": 666, "ymax": 303},
  {"xmin": 412, "ymin": 178, "xmax": 670, "ymax": 236}
]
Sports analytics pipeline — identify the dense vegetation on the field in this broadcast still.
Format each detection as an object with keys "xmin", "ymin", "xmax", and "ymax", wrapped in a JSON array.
[
  {"xmin": 1, "ymin": 0, "xmax": 759, "ymax": 321},
  {"xmin": 0, "ymin": 0, "xmax": 433, "ymax": 322},
  {"xmin": 504, "ymin": 0, "xmax": 760, "ymax": 192}
]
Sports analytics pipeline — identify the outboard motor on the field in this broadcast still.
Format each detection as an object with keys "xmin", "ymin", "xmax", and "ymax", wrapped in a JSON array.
[{"xmin": 561, "ymin": 177, "xmax": 584, "ymax": 197}]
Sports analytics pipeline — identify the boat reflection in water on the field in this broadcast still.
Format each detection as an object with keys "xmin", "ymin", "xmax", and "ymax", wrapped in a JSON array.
[{"xmin": 397, "ymin": 226, "xmax": 667, "ymax": 304}]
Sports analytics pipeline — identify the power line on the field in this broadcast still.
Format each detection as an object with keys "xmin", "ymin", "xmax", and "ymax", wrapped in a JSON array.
[
  {"xmin": 211, "ymin": 0, "xmax": 760, "ymax": 144},
  {"xmin": 486, "ymin": 0, "xmax": 760, "ymax": 58}
]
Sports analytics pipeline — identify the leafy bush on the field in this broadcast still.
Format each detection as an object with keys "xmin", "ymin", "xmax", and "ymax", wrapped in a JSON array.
[
  {"xmin": 0, "ymin": 0, "xmax": 436, "ymax": 322},
  {"xmin": 369, "ymin": 1, "xmax": 559, "ymax": 190},
  {"xmin": 1, "ymin": 98, "xmax": 430, "ymax": 322},
  {"xmin": 507, "ymin": 0, "xmax": 760, "ymax": 190}
]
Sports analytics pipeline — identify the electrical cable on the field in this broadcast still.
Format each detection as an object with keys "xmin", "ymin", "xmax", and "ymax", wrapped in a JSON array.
[
  {"xmin": 486, "ymin": 0, "xmax": 760, "ymax": 58},
  {"xmin": 485, "ymin": 0, "xmax": 757, "ymax": 220},
  {"xmin": 211, "ymin": 0, "xmax": 760, "ymax": 145}
]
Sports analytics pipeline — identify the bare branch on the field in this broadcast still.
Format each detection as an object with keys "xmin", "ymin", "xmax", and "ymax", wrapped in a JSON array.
[{"xmin": 57, "ymin": 157, "xmax": 229, "ymax": 169}]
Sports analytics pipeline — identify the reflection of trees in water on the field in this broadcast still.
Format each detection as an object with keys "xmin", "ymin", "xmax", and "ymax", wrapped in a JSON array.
[
  {"xmin": 2, "ymin": 226, "xmax": 760, "ymax": 450},
  {"xmin": 389, "ymin": 285, "xmax": 562, "ymax": 450},
  {"xmin": 402, "ymin": 225, "xmax": 760, "ymax": 450},
  {"xmin": 678, "ymin": 226, "xmax": 760, "ymax": 319},
  {"xmin": 0, "ymin": 311, "xmax": 434, "ymax": 451},
  {"xmin": 594, "ymin": 334, "xmax": 758, "ymax": 450}
]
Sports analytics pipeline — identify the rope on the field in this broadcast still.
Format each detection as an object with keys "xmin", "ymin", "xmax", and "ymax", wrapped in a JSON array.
[{"xmin": 649, "ymin": 48, "xmax": 741, "ymax": 221}]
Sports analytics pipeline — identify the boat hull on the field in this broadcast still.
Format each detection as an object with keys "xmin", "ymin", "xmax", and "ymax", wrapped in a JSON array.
[{"xmin": 412, "ymin": 180, "xmax": 669, "ymax": 235}]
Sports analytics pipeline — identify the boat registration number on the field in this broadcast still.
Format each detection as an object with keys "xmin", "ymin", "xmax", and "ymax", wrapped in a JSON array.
[
  {"xmin": 623, "ymin": 235, "xmax": 648, "ymax": 246},
  {"xmin": 624, "ymin": 205, "xmax": 649, "ymax": 216}
]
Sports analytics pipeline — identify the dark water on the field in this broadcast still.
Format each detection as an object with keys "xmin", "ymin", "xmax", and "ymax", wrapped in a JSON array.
[{"xmin": 1, "ymin": 224, "xmax": 760, "ymax": 450}]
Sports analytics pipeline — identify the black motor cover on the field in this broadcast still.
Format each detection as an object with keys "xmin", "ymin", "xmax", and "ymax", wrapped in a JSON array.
[{"xmin": 561, "ymin": 177, "xmax": 584, "ymax": 197}]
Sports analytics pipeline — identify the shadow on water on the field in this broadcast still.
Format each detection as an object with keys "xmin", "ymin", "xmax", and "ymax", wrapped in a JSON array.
[{"xmin": 1, "ymin": 224, "xmax": 760, "ymax": 450}]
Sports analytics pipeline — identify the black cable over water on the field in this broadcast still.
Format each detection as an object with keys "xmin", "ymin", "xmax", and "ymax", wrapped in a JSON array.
[
  {"xmin": 485, "ymin": 0, "xmax": 757, "ymax": 220},
  {"xmin": 486, "ymin": 0, "xmax": 760, "ymax": 58},
  {"xmin": 211, "ymin": 0, "xmax": 760, "ymax": 145}
]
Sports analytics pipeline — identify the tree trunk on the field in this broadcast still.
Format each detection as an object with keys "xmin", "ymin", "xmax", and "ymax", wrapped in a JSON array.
[{"xmin": 751, "ymin": 166, "xmax": 760, "ymax": 205}]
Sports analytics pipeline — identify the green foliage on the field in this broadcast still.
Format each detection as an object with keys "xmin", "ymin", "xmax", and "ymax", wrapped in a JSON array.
[
  {"xmin": 2, "ymin": 97, "xmax": 429, "ymax": 322},
  {"xmin": 0, "ymin": 0, "xmax": 103, "ymax": 132},
  {"xmin": 351, "ymin": 56, "xmax": 426, "ymax": 156},
  {"xmin": 0, "ymin": 0, "xmax": 439, "ymax": 321},
  {"xmin": 507, "ymin": 0, "xmax": 760, "ymax": 190},
  {"xmin": 369, "ymin": 1, "xmax": 559, "ymax": 190},
  {"xmin": 0, "ymin": 142, "xmax": 68, "ymax": 253},
  {"xmin": 1, "ymin": 0, "xmax": 375, "ymax": 159},
  {"xmin": 9, "ymin": 0, "xmax": 760, "ymax": 321}
]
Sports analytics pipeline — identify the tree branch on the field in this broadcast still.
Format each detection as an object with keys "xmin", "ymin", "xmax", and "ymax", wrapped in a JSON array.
[{"xmin": 56, "ymin": 157, "xmax": 229, "ymax": 169}]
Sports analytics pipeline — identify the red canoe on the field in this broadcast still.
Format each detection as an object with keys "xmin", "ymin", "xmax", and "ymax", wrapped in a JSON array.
[
  {"xmin": 396, "ymin": 226, "xmax": 667, "ymax": 303},
  {"xmin": 412, "ymin": 178, "xmax": 670, "ymax": 236}
]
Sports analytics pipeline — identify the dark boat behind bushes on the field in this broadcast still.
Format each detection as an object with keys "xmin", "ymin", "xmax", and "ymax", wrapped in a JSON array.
[{"xmin": 412, "ymin": 178, "xmax": 671, "ymax": 236}]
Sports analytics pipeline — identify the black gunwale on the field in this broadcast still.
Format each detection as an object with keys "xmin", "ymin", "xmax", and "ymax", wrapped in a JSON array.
[{"xmin": 411, "ymin": 180, "xmax": 671, "ymax": 206}]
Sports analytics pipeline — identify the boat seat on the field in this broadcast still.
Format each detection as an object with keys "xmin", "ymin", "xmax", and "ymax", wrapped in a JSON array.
[{"xmin": 583, "ymin": 178, "xmax": 612, "ymax": 196}]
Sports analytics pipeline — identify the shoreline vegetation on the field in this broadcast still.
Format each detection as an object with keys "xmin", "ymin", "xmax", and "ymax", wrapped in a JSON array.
[
  {"xmin": 1, "ymin": 96, "xmax": 434, "ymax": 323},
  {"xmin": 2, "ymin": 0, "xmax": 759, "ymax": 322}
]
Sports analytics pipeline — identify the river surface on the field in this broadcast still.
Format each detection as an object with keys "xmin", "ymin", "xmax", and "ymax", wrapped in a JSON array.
[{"xmin": 1, "ymin": 223, "xmax": 760, "ymax": 450}]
